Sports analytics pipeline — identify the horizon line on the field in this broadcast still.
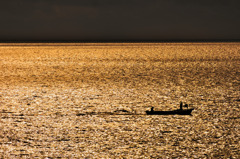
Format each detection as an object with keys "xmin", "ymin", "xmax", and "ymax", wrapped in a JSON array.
[{"xmin": 0, "ymin": 39, "xmax": 240, "ymax": 43}]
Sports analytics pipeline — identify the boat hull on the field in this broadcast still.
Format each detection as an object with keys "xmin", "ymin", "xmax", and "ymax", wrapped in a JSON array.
[{"xmin": 146, "ymin": 108, "xmax": 194, "ymax": 115}]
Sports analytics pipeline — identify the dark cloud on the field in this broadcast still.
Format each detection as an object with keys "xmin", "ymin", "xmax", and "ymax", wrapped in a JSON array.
[{"xmin": 0, "ymin": 0, "xmax": 239, "ymax": 41}]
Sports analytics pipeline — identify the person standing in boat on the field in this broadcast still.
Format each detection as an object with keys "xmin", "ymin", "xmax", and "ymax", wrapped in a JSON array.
[{"xmin": 180, "ymin": 102, "xmax": 183, "ymax": 110}]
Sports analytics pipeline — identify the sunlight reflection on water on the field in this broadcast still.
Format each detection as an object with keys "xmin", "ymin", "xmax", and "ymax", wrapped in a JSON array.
[{"xmin": 0, "ymin": 43, "xmax": 239, "ymax": 158}]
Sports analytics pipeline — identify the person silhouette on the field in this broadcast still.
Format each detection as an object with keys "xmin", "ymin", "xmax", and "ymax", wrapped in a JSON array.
[
  {"xmin": 180, "ymin": 102, "xmax": 183, "ymax": 110},
  {"xmin": 151, "ymin": 107, "xmax": 154, "ymax": 112}
]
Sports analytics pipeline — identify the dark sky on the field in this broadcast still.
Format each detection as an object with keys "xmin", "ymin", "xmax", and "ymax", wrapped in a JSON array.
[{"xmin": 1, "ymin": 0, "xmax": 240, "ymax": 41}]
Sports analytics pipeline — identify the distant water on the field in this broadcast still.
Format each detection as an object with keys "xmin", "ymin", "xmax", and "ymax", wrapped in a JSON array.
[{"xmin": 0, "ymin": 43, "xmax": 239, "ymax": 158}]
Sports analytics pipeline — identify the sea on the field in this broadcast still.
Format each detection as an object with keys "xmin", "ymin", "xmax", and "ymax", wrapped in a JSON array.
[{"xmin": 0, "ymin": 43, "xmax": 239, "ymax": 158}]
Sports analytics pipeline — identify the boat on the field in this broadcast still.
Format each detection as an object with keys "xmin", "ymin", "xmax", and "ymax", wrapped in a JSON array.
[{"xmin": 146, "ymin": 108, "xmax": 194, "ymax": 115}]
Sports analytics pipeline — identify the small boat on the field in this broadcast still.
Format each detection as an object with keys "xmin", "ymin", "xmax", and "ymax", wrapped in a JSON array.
[{"xmin": 146, "ymin": 108, "xmax": 194, "ymax": 115}]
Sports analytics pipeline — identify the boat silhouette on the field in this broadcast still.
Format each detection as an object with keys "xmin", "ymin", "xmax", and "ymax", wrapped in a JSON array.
[{"xmin": 146, "ymin": 107, "xmax": 194, "ymax": 115}]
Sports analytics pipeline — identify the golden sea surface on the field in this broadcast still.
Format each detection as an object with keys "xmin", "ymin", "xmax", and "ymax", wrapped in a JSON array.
[{"xmin": 0, "ymin": 43, "xmax": 239, "ymax": 158}]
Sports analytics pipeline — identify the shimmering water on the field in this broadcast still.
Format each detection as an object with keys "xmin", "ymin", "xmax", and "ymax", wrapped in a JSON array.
[{"xmin": 0, "ymin": 43, "xmax": 239, "ymax": 158}]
